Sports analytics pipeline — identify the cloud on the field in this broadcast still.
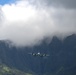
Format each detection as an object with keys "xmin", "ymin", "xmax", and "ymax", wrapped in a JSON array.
[
  {"xmin": 0, "ymin": 0, "xmax": 76, "ymax": 47},
  {"xmin": 43, "ymin": 0, "xmax": 76, "ymax": 9}
]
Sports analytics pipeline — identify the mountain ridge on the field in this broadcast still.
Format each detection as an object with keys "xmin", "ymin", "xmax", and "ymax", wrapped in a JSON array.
[{"xmin": 0, "ymin": 34, "xmax": 76, "ymax": 75}]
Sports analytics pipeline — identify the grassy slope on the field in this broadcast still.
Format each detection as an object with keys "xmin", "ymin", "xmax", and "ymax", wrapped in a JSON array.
[{"xmin": 0, "ymin": 63, "xmax": 33, "ymax": 75}]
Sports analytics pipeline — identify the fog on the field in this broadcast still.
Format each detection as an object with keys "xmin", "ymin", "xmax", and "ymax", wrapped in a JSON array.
[{"xmin": 0, "ymin": 0, "xmax": 76, "ymax": 47}]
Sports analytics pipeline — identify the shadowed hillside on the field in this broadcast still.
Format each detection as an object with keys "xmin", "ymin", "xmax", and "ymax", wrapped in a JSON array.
[{"xmin": 0, "ymin": 34, "xmax": 76, "ymax": 75}]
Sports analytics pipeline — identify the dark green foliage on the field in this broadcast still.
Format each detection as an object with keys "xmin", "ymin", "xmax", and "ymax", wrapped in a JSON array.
[
  {"xmin": 0, "ymin": 34, "xmax": 76, "ymax": 75},
  {"xmin": 0, "ymin": 63, "xmax": 33, "ymax": 75}
]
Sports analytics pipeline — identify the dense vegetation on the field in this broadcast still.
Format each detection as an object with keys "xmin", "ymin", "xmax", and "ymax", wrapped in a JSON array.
[
  {"xmin": 0, "ymin": 63, "xmax": 33, "ymax": 75},
  {"xmin": 0, "ymin": 34, "xmax": 76, "ymax": 75}
]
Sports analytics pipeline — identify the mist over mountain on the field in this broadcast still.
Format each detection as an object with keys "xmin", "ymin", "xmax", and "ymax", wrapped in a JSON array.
[
  {"xmin": 0, "ymin": 0, "xmax": 76, "ymax": 75},
  {"xmin": 0, "ymin": 0, "xmax": 76, "ymax": 47},
  {"xmin": 0, "ymin": 34, "xmax": 76, "ymax": 75}
]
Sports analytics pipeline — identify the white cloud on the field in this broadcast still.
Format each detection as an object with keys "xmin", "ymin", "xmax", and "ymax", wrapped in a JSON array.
[{"xmin": 0, "ymin": 0, "xmax": 76, "ymax": 47}]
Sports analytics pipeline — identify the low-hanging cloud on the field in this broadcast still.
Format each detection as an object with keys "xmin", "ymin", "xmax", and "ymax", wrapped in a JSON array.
[{"xmin": 0, "ymin": 0, "xmax": 76, "ymax": 47}]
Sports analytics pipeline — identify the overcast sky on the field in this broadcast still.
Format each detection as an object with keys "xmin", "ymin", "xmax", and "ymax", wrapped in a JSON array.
[{"xmin": 0, "ymin": 0, "xmax": 76, "ymax": 47}]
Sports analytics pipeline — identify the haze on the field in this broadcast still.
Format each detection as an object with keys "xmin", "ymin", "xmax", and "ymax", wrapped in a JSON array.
[{"xmin": 0, "ymin": 0, "xmax": 76, "ymax": 47}]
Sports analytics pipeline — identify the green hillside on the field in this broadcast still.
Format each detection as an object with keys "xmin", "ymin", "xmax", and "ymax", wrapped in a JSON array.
[{"xmin": 0, "ymin": 63, "xmax": 33, "ymax": 75}]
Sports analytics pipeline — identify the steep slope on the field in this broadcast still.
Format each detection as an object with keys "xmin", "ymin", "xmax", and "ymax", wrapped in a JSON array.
[
  {"xmin": 0, "ymin": 34, "xmax": 76, "ymax": 75},
  {"xmin": 0, "ymin": 63, "xmax": 33, "ymax": 75}
]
